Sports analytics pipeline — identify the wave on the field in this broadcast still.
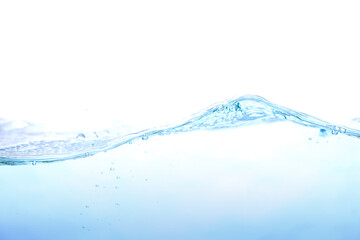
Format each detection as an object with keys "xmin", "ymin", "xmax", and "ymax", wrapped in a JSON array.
[{"xmin": 1, "ymin": 95, "xmax": 359, "ymax": 165}]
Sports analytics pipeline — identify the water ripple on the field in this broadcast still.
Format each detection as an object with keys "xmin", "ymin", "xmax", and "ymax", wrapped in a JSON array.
[{"xmin": 1, "ymin": 95, "xmax": 359, "ymax": 165}]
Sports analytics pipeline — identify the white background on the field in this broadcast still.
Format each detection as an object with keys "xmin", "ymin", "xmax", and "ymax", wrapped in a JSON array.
[{"xmin": 1, "ymin": 0, "xmax": 359, "ymax": 129}]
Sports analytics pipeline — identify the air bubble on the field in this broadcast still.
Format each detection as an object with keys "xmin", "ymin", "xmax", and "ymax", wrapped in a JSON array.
[
  {"xmin": 339, "ymin": 127, "xmax": 346, "ymax": 134},
  {"xmin": 331, "ymin": 126, "xmax": 340, "ymax": 135},
  {"xmin": 142, "ymin": 135, "xmax": 149, "ymax": 140},
  {"xmin": 319, "ymin": 129, "xmax": 328, "ymax": 137},
  {"xmin": 110, "ymin": 167, "xmax": 115, "ymax": 171},
  {"xmin": 32, "ymin": 161, "xmax": 36, "ymax": 166}
]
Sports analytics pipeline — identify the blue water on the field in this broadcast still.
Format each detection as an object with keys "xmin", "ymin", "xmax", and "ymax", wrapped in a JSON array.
[
  {"xmin": 1, "ymin": 95, "xmax": 359, "ymax": 165},
  {"xmin": 1, "ymin": 95, "xmax": 360, "ymax": 240}
]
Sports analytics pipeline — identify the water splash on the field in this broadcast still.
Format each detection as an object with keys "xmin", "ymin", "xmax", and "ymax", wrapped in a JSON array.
[{"xmin": 1, "ymin": 95, "xmax": 359, "ymax": 165}]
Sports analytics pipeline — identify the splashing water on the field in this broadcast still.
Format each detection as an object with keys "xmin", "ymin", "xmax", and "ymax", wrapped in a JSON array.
[{"xmin": 1, "ymin": 95, "xmax": 359, "ymax": 165}]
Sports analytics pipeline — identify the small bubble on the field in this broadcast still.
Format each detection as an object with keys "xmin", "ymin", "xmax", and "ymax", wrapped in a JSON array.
[
  {"xmin": 115, "ymin": 203, "xmax": 120, "ymax": 206},
  {"xmin": 339, "ymin": 127, "xmax": 346, "ymax": 134},
  {"xmin": 95, "ymin": 184, "xmax": 99, "ymax": 188},
  {"xmin": 32, "ymin": 161, "xmax": 36, "ymax": 166},
  {"xmin": 319, "ymin": 129, "xmax": 328, "ymax": 137},
  {"xmin": 76, "ymin": 133, "xmax": 86, "ymax": 139},
  {"xmin": 110, "ymin": 167, "xmax": 115, "ymax": 171},
  {"xmin": 328, "ymin": 125, "xmax": 344, "ymax": 135},
  {"xmin": 85, "ymin": 205, "xmax": 90, "ymax": 209},
  {"xmin": 142, "ymin": 135, "xmax": 149, "ymax": 140},
  {"xmin": 116, "ymin": 176, "xmax": 121, "ymax": 180},
  {"xmin": 308, "ymin": 138, "xmax": 312, "ymax": 141},
  {"xmin": 115, "ymin": 186, "xmax": 119, "ymax": 190},
  {"xmin": 145, "ymin": 178, "xmax": 148, "ymax": 181}
]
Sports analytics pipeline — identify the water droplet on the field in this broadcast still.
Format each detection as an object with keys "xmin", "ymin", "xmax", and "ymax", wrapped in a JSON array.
[
  {"xmin": 76, "ymin": 133, "xmax": 86, "ymax": 139},
  {"xmin": 110, "ymin": 167, "xmax": 115, "ymax": 171},
  {"xmin": 142, "ymin": 135, "xmax": 149, "ymax": 140}
]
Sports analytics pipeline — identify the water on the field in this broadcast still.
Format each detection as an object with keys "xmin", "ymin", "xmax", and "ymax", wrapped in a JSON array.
[
  {"xmin": 0, "ymin": 95, "xmax": 360, "ymax": 240},
  {"xmin": 1, "ymin": 95, "xmax": 359, "ymax": 165}
]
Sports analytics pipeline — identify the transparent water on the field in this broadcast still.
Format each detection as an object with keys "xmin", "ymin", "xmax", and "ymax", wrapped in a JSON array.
[{"xmin": 1, "ymin": 96, "xmax": 360, "ymax": 239}]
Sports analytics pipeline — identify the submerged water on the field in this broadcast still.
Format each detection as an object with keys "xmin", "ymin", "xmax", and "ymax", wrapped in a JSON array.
[{"xmin": 0, "ymin": 95, "xmax": 360, "ymax": 240}]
